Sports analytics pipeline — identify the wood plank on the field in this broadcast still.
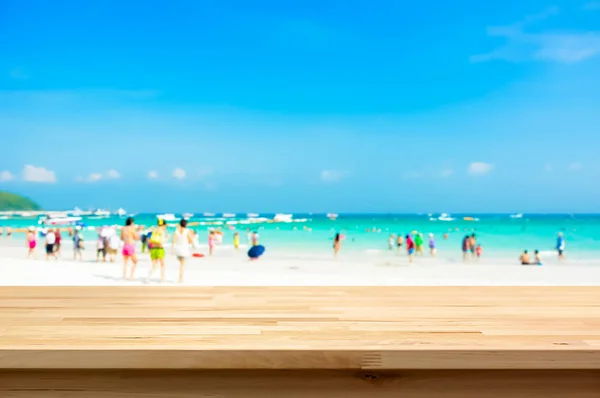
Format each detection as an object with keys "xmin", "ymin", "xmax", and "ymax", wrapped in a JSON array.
[
  {"xmin": 1, "ymin": 287, "xmax": 599, "ymax": 369},
  {"xmin": 1, "ymin": 370, "xmax": 599, "ymax": 397}
]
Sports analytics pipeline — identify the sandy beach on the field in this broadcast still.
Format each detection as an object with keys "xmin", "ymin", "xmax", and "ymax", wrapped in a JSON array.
[{"xmin": 1, "ymin": 238, "xmax": 599, "ymax": 286}]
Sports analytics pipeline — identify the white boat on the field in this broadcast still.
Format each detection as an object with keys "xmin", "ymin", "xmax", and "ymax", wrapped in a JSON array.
[
  {"xmin": 327, "ymin": 213, "xmax": 339, "ymax": 220},
  {"xmin": 203, "ymin": 212, "xmax": 215, "ymax": 217},
  {"xmin": 93, "ymin": 209, "xmax": 111, "ymax": 217},
  {"xmin": 274, "ymin": 213, "xmax": 293, "ymax": 222},
  {"xmin": 116, "ymin": 208, "xmax": 127, "ymax": 217},
  {"xmin": 438, "ymin": 213, "xmax": 455, "ymax": 222},
  {"xmin": 182, "ymin": 213, "xmax": 194, "ymax": 219},
  {"xmin": 222, "ymin": 213, "xmax": 236, "ymax": 218},
  {"xmin": 510, "ymin": 213, "xmax": 523, "ymax": 219},
  {"xmin": 247, "ymin": 213, "xmax": 260, "ymax": 218},
  {"xmin": 40, "ymin": 215, "xmax": 82, "ymax": 226},
  {"xmin": 157, "ymin": 214, "xmax": 180, "ymax": 222}
]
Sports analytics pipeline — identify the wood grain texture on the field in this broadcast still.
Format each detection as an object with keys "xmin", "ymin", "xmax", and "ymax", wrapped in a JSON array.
[
  {"xmin": 1, "ymin": 370, "xmax": 600, "ymax": 397},
  {"xmin": 1, "ymin": 287, "xmax": 600, "ymax": 369}
]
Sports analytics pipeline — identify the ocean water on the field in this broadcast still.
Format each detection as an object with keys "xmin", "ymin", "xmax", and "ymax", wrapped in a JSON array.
[{"xmin": 1, "ymin": 213, "xmax": 599, "ymax": 261}]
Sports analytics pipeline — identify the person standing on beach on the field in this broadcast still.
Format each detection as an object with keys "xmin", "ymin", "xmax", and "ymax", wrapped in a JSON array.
[
  {"xmin": 53, "ymin": 228, "xmax": 62, "ymax": 257},
  {"xmin": 396, "ymin": 234, "xmax": 404, "ymax": 255},
  {"xmin": 26, "ymin": 227, "xmax": 37, "ymax": 259},
  {"xmin": 108, "ymin": 232, "xmax": 120, "ymax": 262},
  {"xmin": 233, "ymin": 231, "xmax": 240, "ymax": 250},
  {"xmin": 172, "ymin": 219, "xmax": 193, "ymax": 284},
  {"xmin": 246, "ymin": 228, "xmax": 252, "ymax": 245},
  {"xmin": 414, "ymin": 232, "xmax": 424, "ymax": 256},
  {"xmin": 462, "ymin": 235, "xmax": 471, "ymax": 262},
  {"xmin": 556, "ymin": 233, "xmax": 566, "ymax": 261},
  {"xmin": 96, "ymin": 232, "xmax": 107, "ymax": 263},
  {"xmin": 469, "ymin": 234, "xmax": 477, "ymax": 258},
  {"xmin": 429, "ymin": 233, "xmax": 436, "ymax": 257},
  {"xmin": 121, "ymin": 217, "xmax": 140, "ymax": 280},
  {"xmin": 406, "ymin": 234, "xmax": 415, "ymax": 263},
  {"xmin": 252, "ymin": 230, "xmax": 260, "ymax": 247},
  {"xmin": 333, "ymin": 233, "xmax": 342, "ymax": 258},
  {"xmin": 73, "ymin": 227, "xmax": 84, "ymax": 261},
  {"xmin": 148, "ymin": 219, "xmax": 167, "ymax": 281},
  {"xmin": 45, "ymin": 229, "xmax": 57, "ymax": 261},
  {"xmin": 388, "ymin": 234, "xmax": 395, "ymax": 251}
]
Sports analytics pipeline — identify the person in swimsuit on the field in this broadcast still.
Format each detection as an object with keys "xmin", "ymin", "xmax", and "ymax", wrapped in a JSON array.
[
  {"xmin": 396, "ymin": 234, "xmax": 404, "ymax": 255},
  {"xmin": 208, "ymin": 230, "xmax": 216, "ymax": 256},
  {"xmin": 414, "ymin": 233, "xmax": 424, "ymax": 256},
  {"xmin": 53, "ymin": 228, "xmax": 62, "ymax": 257},
  {"xmin": 172, "ymin": 219, "xmax": 193, "ymax": 283},
  {"xmin": 388, "ymin": 234, "xmax": 395, "ymax": 251},
  {"xmin": 475, "ymin": 244, "xmax": 483, "ymax": 258},
  {"xmin": 73, "ymin": 227, "xmax": 84, "ymax": 261},
  {"xmin": 462, "ymin": 235, "xmax": 471, "ymax": 262},
  {"xmin": 121, "ymin": 217, "xmax": 140, "ymax": 280},
  {"xmin": 519, "ymin": 250, "xmax": 530, "ymax": 265},
  {"xmin": 26, "ymin": 227, "xmax": 37, "ymax": 259},
  {"xmin": 233, "ymin": 231, "xmax": 240, "ymax": 250},
  {"xmin": 428, "ymin": 233, "xmax": 436, "ymax": 257},
  {"xmin": 148, "ymin": 219, "xmax": 167, "ymax": 281},
  {"xmin": 333, "ymin": 232, "xmax": 342, "ymax": 258},
  {"xmin": 406, "ymin": 234, "xmax": 415, "ymax": 263},
  {"xmin": 45, "ymin": 229, "xmax": 57, "ymax": 261},
  {"xmin": 556, "ymin": 232, "xmax": 566, "ymax": 261},
  {"xmin": 469, "ymin": 234, "xmax": 477, "ymax": 256}
]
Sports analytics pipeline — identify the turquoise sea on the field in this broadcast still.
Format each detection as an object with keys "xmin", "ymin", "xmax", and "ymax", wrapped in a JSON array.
[{"xmin": 1, "ymin": 213, "xmax": 599, "ymax": 261}]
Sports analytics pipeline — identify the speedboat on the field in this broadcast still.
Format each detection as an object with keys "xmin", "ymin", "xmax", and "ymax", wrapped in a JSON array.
[
  {"xmin": 203, "ymin": 212, "xmax": 215, "ymax": 217},
  {"xmin": 222, "ymin": 213, "xmax": 236, "ymax": 218},
  {"xmin": 247, "ymin": 213, "xmax": 260, "ymax": 218},
  {"xmin": 39, "ymin": 214, "xmax": 83, "ymax": 226},
  {"xmin": 182, "ymin": 213, "xmax": 194, "ymax": 219},
  {"xmin": 327, "ymin": 213, "xmax": 339, "ymax": 220},
  {"xmin": 510, "ymin": 213, "xmax": 523, "ymax": 219},
  {"xmin": 93, "ymin": 209, "xmax": 111, "ymax": 217},
  {"xmin": 116, "ymin": 208, "xmax": 127, "ymax": 217}
]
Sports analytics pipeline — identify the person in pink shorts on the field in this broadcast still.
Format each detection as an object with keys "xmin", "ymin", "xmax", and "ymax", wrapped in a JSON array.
[{"xmin": 120, "ymin": 217, "xmax": 140, "ymax": 280}]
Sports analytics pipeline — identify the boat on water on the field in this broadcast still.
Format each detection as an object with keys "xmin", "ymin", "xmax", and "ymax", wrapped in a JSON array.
[
  {"xmin": 39, "ymin": 214, "xmax": 83, "ymax": 226},
  {"xmin": 247, "ymin": 213, "xmax": 260, "ymax": 218},
  {"xmin": 510, "ymin": 213, "xmax": 524, "ymax": 219},
  {"xmin": 115, "ymin": 208, "xmax": 127, "ymax": 217},
  {"xmin": 157, "ymin": 214, "xmax": 180, "ymax": 222},
  {"xmin": 222, "ymin": 213, "xmax": 236, "ymax": 218},
  {"xmin": 182, "ymin": 213, "xmax": 194, "ymax": 219},
  {"xmin": 327, "ymin": 213, "xmax": 339, "ymax": 220},
  {"xmin": 203, "ymin": 212, "xmax": 216, "ymax": 217},
  {"xmin": 93, "ymin": 209, "xmax": 111, "ymax": 217},
  {"xmin": 273, "ymin": 213, "xmax": 293, "ymax": 222},
  {"xmin": 438, "ymin": 213, "xmax": 455, "ymax": 222}
]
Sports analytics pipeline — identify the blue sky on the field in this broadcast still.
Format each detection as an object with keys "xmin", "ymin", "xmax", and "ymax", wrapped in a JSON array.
[{"xmin": 1, "ymin": 0, "xmax": 600, "ymax": 212}]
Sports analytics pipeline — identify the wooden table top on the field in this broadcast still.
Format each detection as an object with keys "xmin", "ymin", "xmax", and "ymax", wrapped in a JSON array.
[{"xmin": 1, "ymin": 286, "xmax": 599, "ymax": 369}]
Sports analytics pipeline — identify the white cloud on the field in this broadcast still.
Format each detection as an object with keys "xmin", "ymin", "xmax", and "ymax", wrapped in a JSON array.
[
  {"xmin": 467, "ymin": 162, "xmax": 493, "ymax": 176},
  {"xmin": 471, "ymin": 7, "xmax": 600, "ymax": 64},
  {"xmin": 569, "ymin": 162, "xmax": 583, "ymax": 171},
  {"xmin": 106, "ymin": 169, "xmax": 120, "ymax": 179},
  {"xmin": 440, "ymin": 169, "xmax": 455, "ymax": 178},
  {"xmin": 22, "ymin": 165, "xmax": 56, "ymax": 183},
  {"xmin": 148, "ymin": 171, "xmax": 159, "ymax": 179},
  {"xmin": 0, "ymin": 171, "xmax": 14, "ymax": 182},
  {"xmin": 87, "ymin": 173, "xmax": 103, "ymax": 182},
  {"xmin": 173, "ymin": 168, "xmax": 186, "ymax": 180},
  {"xmin": 320, "ymin": 169, "xmax": 344, "ymax": 182}
]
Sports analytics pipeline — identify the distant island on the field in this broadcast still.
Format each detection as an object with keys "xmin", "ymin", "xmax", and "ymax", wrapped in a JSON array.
[{"xmin": 0, "ymin": 191, "xmax": 41, "ymax": 211}]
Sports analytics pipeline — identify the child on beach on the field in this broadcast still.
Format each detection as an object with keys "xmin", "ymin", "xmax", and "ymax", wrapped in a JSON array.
[
  {"xmin": 475, "ymin": 245, "xmax": 483, "ymax": 258},
  {"xmin": 396, "ymin": 234, "xmax": 404, "ymax": 255},
  {"xmin": 73, "ymin": 227, "xmax": 84, "ymax": 261}
]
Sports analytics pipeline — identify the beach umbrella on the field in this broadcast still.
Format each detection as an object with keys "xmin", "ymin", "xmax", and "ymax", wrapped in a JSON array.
[{"xmin": 248, "ymin": 245, "xmax": 265, "ymax": 259}]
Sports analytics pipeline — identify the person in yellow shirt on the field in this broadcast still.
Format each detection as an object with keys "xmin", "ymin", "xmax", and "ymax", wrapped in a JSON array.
[{"xmin": 147, "ymin": 219, "xmax": 167, "ymax": 282}]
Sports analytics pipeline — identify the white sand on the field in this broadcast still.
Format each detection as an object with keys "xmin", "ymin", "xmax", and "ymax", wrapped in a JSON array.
[{"xmin": 1, "ymin": 239, "xmax": 599, "ymax": 286}]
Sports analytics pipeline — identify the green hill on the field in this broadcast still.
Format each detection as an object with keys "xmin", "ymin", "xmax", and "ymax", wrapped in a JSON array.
[{"xmin": 0, "ymin": 191, "xmax": 42, "ymax": 211}]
